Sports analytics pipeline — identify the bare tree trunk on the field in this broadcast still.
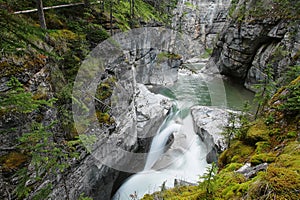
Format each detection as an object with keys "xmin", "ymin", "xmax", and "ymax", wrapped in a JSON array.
[
  {"xmin": 36, "ymin": 0, "xmax": 47, "ymax": 29},
  {"xmin": 132, "ymin": 0, "xmax": 134, "ymax": 18}
]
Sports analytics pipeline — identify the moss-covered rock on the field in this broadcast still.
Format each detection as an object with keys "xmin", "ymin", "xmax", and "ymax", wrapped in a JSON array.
[
  {"xmin": 218, "ymin": 141, "xmax": 255, "ymax": 168},
  {"xmin": 245, "ymin": 120, "xmax": 270, "ymax": 145},
  {"xmin": 264, "ymin": 165, "xmax": 300, "ymax": 199},
  {"xmin": 214, "ymin": 171, "xmax": 247, "ymax": 199},
  {"xmin": 250, "ymin": 153, "xmax": 276, "ymax": 165}
]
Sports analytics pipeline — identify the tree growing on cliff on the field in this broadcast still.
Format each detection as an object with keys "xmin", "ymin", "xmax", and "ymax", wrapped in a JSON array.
[
  {"xmin": 199, "ymin": 162, "xmax": 218, "ymax": 199},
  {"xmin": 254, "ymin": 65, "xmax": 276, "ymax": 118},
  {"xmin": 222, "ymin": 112, "xmax": 237, "ymax": 148}
]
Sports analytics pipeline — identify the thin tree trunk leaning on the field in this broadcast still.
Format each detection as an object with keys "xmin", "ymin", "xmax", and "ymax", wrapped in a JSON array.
[
  {"xmin": 14, "ymin": 1, "xmax": 103, "ymax": 14},
  {"xmin": 36, "ymin": 0, "xmax": 47, "ymax": 29},
  {"xmin": 132, "ymin": 0, "xmax": 134, "ymax": 19}
]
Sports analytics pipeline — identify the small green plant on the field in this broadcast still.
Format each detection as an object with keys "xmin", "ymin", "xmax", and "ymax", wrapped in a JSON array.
[
  {"xmin": 199, "ymin": 162, "xmax": 218, "ymax": 199},
  {"xmin": 200, "ymin": 48, "xmax": 213, "ymax": 59},
  {"xmin": 287, "ymin": 131, "xmax": 297, "ymax": 138},
  {"xmin": 222, "ymin": 112, "xmax": 237, "ymax": 148},
  {"xmin": 254, "ymin": 65, "xmax": 277, "ymax": 118},
  {"xmin": 78, "ymin": 193, "xmax": 93, "ymax": 200},
  {"xmin": 265, "ymin": 113, "xmax": 275, "ymax": 125}
]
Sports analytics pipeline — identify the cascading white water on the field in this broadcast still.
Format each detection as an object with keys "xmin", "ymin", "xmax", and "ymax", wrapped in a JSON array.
[
  {"xmin": 143, "ymin": 114, "xmax": 182, "ymax": 170},
  {"xmin": 112, "ymin": 0, "xmax": 253, "ymax": 199},
  {"xmin": 112, "ymin": 110, "xmax": 209, "ymax": 200},
  {"xmin": 112, "ymin": 63, "xmax": 254, "ymax": 200}
]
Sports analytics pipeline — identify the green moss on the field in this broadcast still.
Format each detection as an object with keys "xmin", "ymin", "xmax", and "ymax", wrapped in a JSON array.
[
  {"xmin": 157, "ymin": 52, "xmax": 182, "ymax": 63},
  {"xmin": 276, "ymin": 142, "xmax": 300, "ymax": 170},
  {"xmin": 96, "ymin": 111, "xmax": 114, "ymax": 125},
  {"xmin": 245, "ymin": 120, "xmax": 270, "ymax": 145},
  {"xmin": 287, "ymin": 131, "xmax": 298, "ymax": 138},
  {"xmin": 214, "ymin": 172, "xmax": 246, "ymax": 199},
  {"xmin": 265, "ymin": 165, "xmax": 300, "ymax": 199},
  {"xmin": 32, "ymin": 90, "xmax": 49, "ymax": 101},
  {"xmin": 49, "ymin": 29, "xmax": 85, "ymax": 47},
  {"xmin": 142, "ymin": 185, "xmax": 200, "ymax": 200},
  {"xmin": 0, "ymin": 55, "xmax": 46, "ymax": 78},
  {"xmin": 255, "ymin": 141, "xmax": 271, "ymax": 154},
  {"xmin": 222, "ymin": 163, "xmax": 244, "ymax": 173},
  {"xmin": 218, "ymin": 141, "xmax": 255, "ymax": 168},
  {"xmin": 250, "ymin": 153, "xmax": 276, "ymax": 165},
  {"xmin": 1, "ymin": 152, "xmax": 28, "ymax": 172},
  {"xmin": 96, "ymin": 82, "xmax": 113, "ymax": 101}
]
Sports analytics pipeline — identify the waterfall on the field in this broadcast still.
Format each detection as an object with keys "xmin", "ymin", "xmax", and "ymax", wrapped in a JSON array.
[
  {"xmin": 144, "ymin": 111, "xmax": 182, "ymax": 170},
  {"xmin": 112, "ymin": 66, "xmax": 254, "ymax": 199},
  {"xmin": 112, "ymin": 108, "xmax": 209, "ymax": 200}
]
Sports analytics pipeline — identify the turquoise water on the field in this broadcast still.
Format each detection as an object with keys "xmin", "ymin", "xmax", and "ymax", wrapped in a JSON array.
[
  {"xmin": 113, "ymin": 68, "xmax": 255, "ymax": 199},
  {"xmin": 153, "ymin": 71, "xmax": 255, "ymax": 110}
]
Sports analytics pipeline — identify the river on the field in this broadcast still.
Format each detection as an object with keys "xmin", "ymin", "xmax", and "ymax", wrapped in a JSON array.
[{"xmin": 112, "ymin": 62, "xmax": 254, "ymax": 200}]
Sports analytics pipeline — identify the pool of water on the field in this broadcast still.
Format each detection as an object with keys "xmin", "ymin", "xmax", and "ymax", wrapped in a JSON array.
[{"xmin": 112, "ymin": 67, "xmax": 255, "ymax": 200}]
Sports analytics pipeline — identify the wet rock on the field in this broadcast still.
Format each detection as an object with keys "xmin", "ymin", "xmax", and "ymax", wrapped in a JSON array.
[
  {"xmin": 132, "ymin": 48, "xmax": 182, "ymax": 85},
  {"xmin": 49, "ymin": 49, "xmax": 177, "ymax": 200},
  {"xmin": 174, "ymin": 179, "xmax": 197, "ymax": 187},
  {"xmin": 191, "ymin": 106, "xmax": 238, "ymax": 163},
  {"xmin": 136, "ymin": 84, "xmax": 172, "ymax": 138}
]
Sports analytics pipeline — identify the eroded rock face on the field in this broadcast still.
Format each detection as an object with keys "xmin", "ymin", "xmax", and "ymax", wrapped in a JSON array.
[
  {"xmin": 49, "ymin": 83, "xmax": 172, "ymax": 200},
  {"xmin": 136, "ymin": 84, "xmax": 172, "ymax": 138},
  {"xmin": 209, "ymin": 0, "xmax": 300, "ymax": 91},
  {"xmin": 49, "ymin": 46, "xmax": 177, "ymax": 199},
  {"xmin": 172, "ymin": 0, "xmax": 231, "ymax": 49},
  {"xmin": 131, "ymin": 49, "xmax": 182, "ymax": 85},
  {"xmin": 191, "ymin": 106, "xmax": 236, "ymax": 163}
]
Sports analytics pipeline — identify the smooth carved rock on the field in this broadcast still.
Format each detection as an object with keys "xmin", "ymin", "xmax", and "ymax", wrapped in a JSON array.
[
  {"xmin": 135, "ymin": 84, "xmax": 172, "ymax": 138},
  {"xmin": 191, "ymin": 106, "xmax": 237, "ymax": 163}
]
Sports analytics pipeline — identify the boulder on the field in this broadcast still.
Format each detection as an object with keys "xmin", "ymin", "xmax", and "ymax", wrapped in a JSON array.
[
  {"xmin": 236, "ymin": 162, "xmax": 268, "ymax": 179},
  {"xmin": 191, "ymin": 106, "xmax": 237, "ymax": 163}
]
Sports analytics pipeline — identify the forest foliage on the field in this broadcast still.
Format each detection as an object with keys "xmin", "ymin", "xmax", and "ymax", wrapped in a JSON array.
[
  {"xmin": 0, "ymin": 0, "xmax": 177, "ymax": 199},
  {"xmin": 0, "ymin": 0, "xmax": 299, "ymax": 199}
]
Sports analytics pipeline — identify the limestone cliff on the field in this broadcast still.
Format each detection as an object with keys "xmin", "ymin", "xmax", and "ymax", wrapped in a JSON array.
[{"xmin": 209, "ymin": 0, "xmax": 300, "ymax": 91}]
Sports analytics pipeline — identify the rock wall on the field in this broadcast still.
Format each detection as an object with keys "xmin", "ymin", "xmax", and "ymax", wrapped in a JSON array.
[
  {"xmin": 49, "ymin": 46, "xmax": 179, "ymax": 199},
  {"xmin": 209, "ymin": 0, "xmax": 300, "ymax": 91},
  {"xmin": 172, "ymin": 0, "xmax": 231, "ymax": 49}
]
